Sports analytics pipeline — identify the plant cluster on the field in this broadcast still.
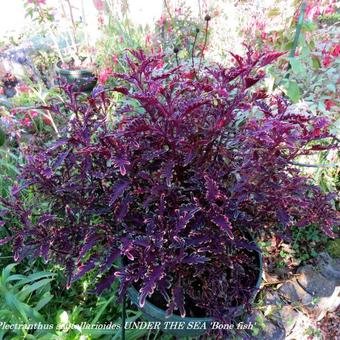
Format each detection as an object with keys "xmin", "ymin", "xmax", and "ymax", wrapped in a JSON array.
[
  {"xmin": 1, "ymin": 73, "xmax": 19, "ymax": 98},
  {"xmin": 154, "ymin": 3, "xmax": 206, "ymax": 61},
  {"xmin": 1, "ymin": 48, "xmax": 338, "ymax": 322}
]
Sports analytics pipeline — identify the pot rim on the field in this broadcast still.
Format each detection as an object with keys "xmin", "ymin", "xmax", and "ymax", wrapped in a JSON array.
[
  {"xmin": 55, "ymin": 60, "xmax": 95, "ymax": 76},
  {"xmin": 125, "ymin": 243, "xmax": 263, "ymax": 322}
]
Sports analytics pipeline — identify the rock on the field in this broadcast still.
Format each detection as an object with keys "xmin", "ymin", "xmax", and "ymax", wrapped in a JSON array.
[
  {"xmin": 297, "ymin": 265, "xmax": 336, "ymax": 297},
  {"xmin": 278, "ymin": 305, "xmax": 300, "ymax": 335},
  {"xmin": 316, "ymin": 252, "xmax": 340, "ymax": 284},
  {"xmin": 264, "ymin": 291, "xmax": 283, "ymax": 306},
  {"xmin": 244, "ymin": 310, "xmax": 285, "ymax": 340},
  {"xmin": 312, "ymin": 287, "xmax": 340, "ymax": 321},
  {"xmin": 278, "ymin": 280, "xmax": 313, "ymax": 305},
  {"xmin": 279, "ymin": 266, "xmax": 340, "ymax": 321},
  {"xmin": 286, "ymin": 312, "xmax": 317, "ymax": 340},
  {"xmin": 260, "ymin": 320, "xmax": 285, "ymax": 340}
]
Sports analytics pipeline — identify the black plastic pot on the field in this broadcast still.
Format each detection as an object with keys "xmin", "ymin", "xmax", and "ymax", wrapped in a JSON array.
[
  {"xmin": 125, "ymin": 246, "xmax": 263, "ymax": 338},
  {"xmin": 55, "ymin": 61, "xmax": 97, "ymax": 92}
]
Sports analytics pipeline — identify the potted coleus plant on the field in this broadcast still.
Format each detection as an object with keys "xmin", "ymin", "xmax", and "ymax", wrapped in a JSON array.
[
  {"xmin": 54, "ymin": 0, "xmax": 97, "ymax": 92},
  {"xmin": 0, "ymin": 49, "xmax": 338, "ymax": 337},
  {"xmin": 25, "ymin": 0, "xmax": 97, "ymax": 92},
  {"xmin": 55, "ymin": 56, "xmax": 97, "ymax": 92}
]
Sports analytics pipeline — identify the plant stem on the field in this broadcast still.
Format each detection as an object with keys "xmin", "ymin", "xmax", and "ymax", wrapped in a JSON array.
[
  {"xmin": 64, "ymin": 0, "xmax": 80, "ymax": 62},
  {"xmin": 36, "ymin": 3, "xmax": 64, "ymax": 63},
  {"xmin": 121, "ymin": 293, "xmax": 126, "ymax": 340},
  {"xmin": 285, "ymin": 1, "xmax": 307, "ymax": 78},
  {"xmin": 175, "ymin": 52, "xmax": 179, "ymax": 66},
  {"xmin": 197, "ymin": 20, "xmax": 209, "ymax": 75},
  {"xmin": 191, "ymin": 29, "xmax": 199, "ymax": 68}
]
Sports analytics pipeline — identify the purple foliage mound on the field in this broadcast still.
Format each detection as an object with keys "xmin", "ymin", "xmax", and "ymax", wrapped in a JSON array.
[{"xmin": 1, "ymin": 48, "xmax": 338, "ymax": 320}]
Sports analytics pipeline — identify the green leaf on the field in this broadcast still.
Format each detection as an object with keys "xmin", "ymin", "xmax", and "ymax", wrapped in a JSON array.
[
  {"xmin": 4, "ymin": 292, "xmax": 29, "ymax": 323},
  {"xmin": 17, "ymin": 278, "xmax": 53, "ymax": 301},
  {"xmin": 6, "ymin": 274, "xmax": 27, "ymax": 282},
  {"xmin": 92, "ymin": 294, "xmax": 116, "ymax": 324},
  {"xmin": 285, "ymin": 80, "xmax": 301, "ymax": 103},
  {"xmin": 0, "ymin": 127, "xmax": 6, "ymax": 147},
  {"xmin": 35, "ymin": 292, "xmax": 53, "ymax": 311},
  {"xmin": 289, "ymin": 58, "xmax": 305, "ymax": 75},
  {"xmin": 267, "ymin": 8, "xmax": 281, "ymax": 17},
  {"xmin": 14, "ymin": 272, "xmax": 55, "ymax": 287},
  {"xmin": 2, "ymin": 264, "xmax": 17, "ymax": 283},
  {"xmin": 311, "ymin": 56, "xmax": 321, "ymax": 70}
]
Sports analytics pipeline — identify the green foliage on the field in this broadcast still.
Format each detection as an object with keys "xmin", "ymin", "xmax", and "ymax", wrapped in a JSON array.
[
  {"xmin": 305, "ymin": 325, "xmax": 322, "ymax": 338},
  {"xmin": 326, "ymin": 239, "xmax": 340, "ymax": 258},
  {"xmin": 0, "ymin": 127, "xmax": 6, "ymax": 147},
  {"xmin": 0, "ymin": 263, "xmax": 56, "ymax": 339},
  {"xmin": 319, "ymin": 13, "xmax": 340, "ymax": 25},
  {"xmin": 0, "ymin": 148, "xmax": 22, "ymax": 199},
  {"xmin": 283, "ymin": 79, "xmax": 301, "ymax": 102},
  {"xmin": 155, "ymin": 4, "xmax": 205, "ymax": 59},
  {"xmin": 291, "ymin": 225, "xmax": 329, "ymax": 262},
  {"xmin": 96, "ymin": 15, "xmax": 147, "ymax": 72}
]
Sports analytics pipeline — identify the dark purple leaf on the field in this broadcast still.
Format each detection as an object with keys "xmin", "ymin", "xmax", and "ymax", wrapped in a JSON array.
[{"xmin": 139, "ymin": 266, "xmax": 164, "ymax": 308}]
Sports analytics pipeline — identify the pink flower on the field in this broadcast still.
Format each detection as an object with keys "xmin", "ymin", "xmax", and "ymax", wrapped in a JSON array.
[
  {"xmin": 98, "ymin": 67, "xmax": 112, "ymax": 85},
  {"xmin": 0, "ymin": 87, "xmax": 4, "ymax": 95},
  {"xmin": 93, "ymin": 0, "xmax": 105, "ymax": 11},
  {"xmin": 29, "ymin": 110, "xmax": 39, "ymax": 118},
  {"xmin": 145, "ymin": 34, "xmax": 151, "ymax": 45},
  {"xmin": 27, "ymin": 0, "xmax": 46, "ymax": 4},
  {"xmin": 21, "ymin": 117, "xmax": 31, "ymax": 127},
  {"xmin": 98, "ymin": 15, "xmax": 104, "ymax": 26},
  {"xmin": 324, "ymin": 4, "xmax": 335, "ymax": 15},
  {"xmin": 113, "ymin": 55, "xmax": 118, "ymax": 65},
  {"xmin": 17, "ymin": 83, "xmax": 31, "ymax": 93},
  {"xmin": 158, "ymin": 16, "xmax": 166, "ymax": 26}
]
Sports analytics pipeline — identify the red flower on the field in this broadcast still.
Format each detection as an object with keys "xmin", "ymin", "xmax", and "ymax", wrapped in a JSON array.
[
  {"xmin": 324, "ymin": 99, "xmax": 336, "ymax": 111},
  {"xmin": 331, "ymin": 44, "xmax": 340, "ymax": 57},
  {"xmin": 157, "ymin": 60, "xmax": 165, "ymax": 69},
  {"xmin": 42, "ymin": 115, "xmax": 52, "ymax": 125},
  {"xmin": 21, "ymin": 117, "xmax": 31, "ymax": 127},
  {"xmin": 323, "ymin": 54, "xmax": 332, "ymax": 67},
  {"xmin": 182, "ymin": 70, "xmax": 195, "ymax": 80}
]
